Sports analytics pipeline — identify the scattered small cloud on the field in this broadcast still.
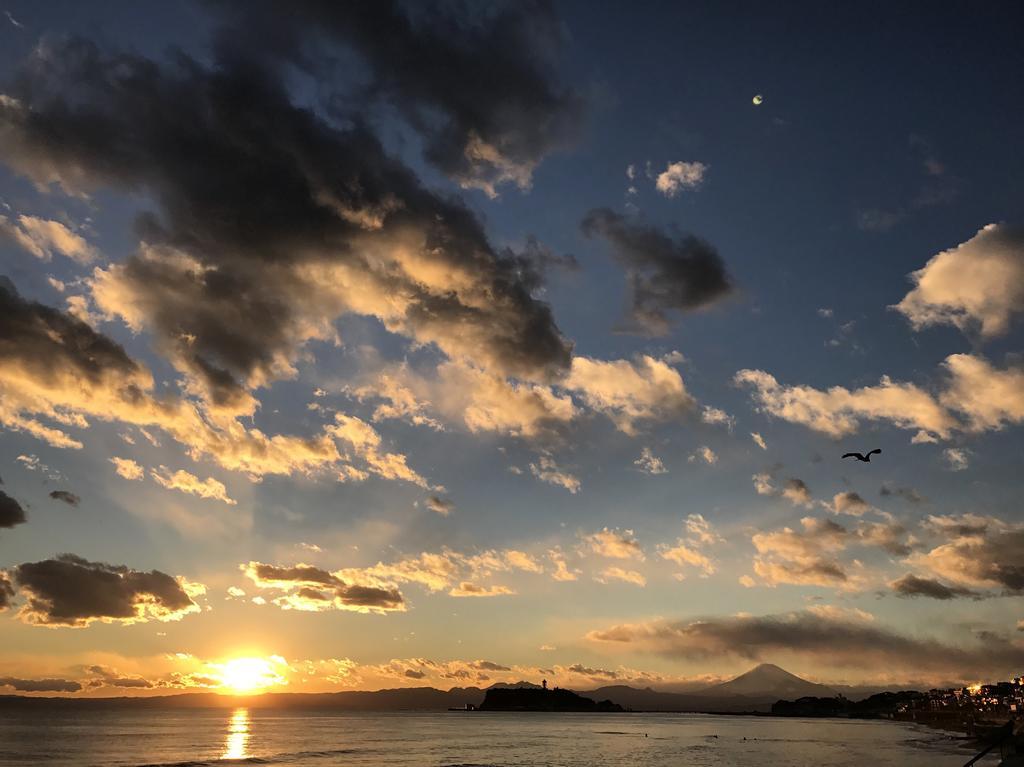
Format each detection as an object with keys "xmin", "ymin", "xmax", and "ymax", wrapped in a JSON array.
[
  {"xmin": 48, "ymin": 490, "xmax": 80, "ymax": 507},
  {"xmin": 634, "ymin": 447, "xmax": 667, "ymax": 475},
  {"xmin": 890, "ymin": 574, "xmax": 978, "ymax": 600},
  {"xmin": 701, "ymin": 405, "xmax": 735, "ymax": 430},
  {"xmin": 583, "ymin": 528, "xmax": 644, "ymax": 560},
  {"xmin": 879, "ymin": 484, "xmax": 925, "ymax": 504},
  {"xmin": 0, "ymin": 490, "xmax": 27, "ymax": 529},
  {"xmin": 943, "ymin": 448, "xmax": 969, "ymax": 472},
  {"xmin": 688, "ymin": 446, "xmax": 718, "ymax": 465},
  {"xmin": 529, "ymin": 454, "xmax": 580, "ymax": 494},
  {"xmin": 831, "ymin": 491, "xmax": 871, "ymax": 517},
  {"xmin": 110, "ymin": 457, "xmax": 144, "ymax": 481},
  {"xmin": 654, "ymin": 161, "xmax": 708, "ymax": 197},
  {"xmin": 425, "ymin": 495, "xmax": 454, "ymax": 516},
  {"xmin": 449, "ymin": 582, "xmax": 515, "ymax": 598},
  {"xmin": 782, "ymin": 478, "xmax": 813, "ymax": 508},
  {"xmin": 596, "ymin": 566, "xmax": 647, "ymax": 587}
]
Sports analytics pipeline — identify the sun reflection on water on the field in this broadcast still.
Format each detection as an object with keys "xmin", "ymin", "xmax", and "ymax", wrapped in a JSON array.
[{"xmin": 222, "ymin": 707, "xmax": 250, "ymax": 760}]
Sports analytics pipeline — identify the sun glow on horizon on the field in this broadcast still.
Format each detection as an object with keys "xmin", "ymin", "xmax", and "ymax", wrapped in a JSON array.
[{"xmin": 216, "ymin": 656, "xmax": 288, "ymax": 694}]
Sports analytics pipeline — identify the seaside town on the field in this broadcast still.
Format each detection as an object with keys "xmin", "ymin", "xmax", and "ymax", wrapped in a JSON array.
[
  {"xmin": 773, "ymin": 674, "xmax": 1024, "ymax": 736},
  {"xmin": 894, "ymin": 677, "xmax": 1024, "ymax": 733}
]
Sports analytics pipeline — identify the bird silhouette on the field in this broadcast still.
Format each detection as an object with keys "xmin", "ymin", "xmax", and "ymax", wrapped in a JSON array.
[{"xmin": 842, "ymin": 449, "xmax": 881, "ymax": 463}]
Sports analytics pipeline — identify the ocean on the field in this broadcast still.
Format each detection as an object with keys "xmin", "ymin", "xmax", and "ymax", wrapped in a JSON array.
[{"xmin": 0, "ymin": 708, "xmax": 995, "ymax": 766}]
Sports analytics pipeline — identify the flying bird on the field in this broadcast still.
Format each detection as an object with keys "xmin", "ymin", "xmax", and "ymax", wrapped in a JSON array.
[{"xmin": 842, "ymin": 449, "xmax": 881, "ymax": 463}]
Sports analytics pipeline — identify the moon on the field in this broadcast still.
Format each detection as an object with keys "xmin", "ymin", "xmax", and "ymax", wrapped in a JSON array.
[{"xmin": 752, "ymin": 94, "xmax": 764, "ymax": 106}]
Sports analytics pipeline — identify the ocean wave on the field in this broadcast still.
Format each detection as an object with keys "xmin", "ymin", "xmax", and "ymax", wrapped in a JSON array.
[{"xmin": 131, "ymin": 747, "xmax": 361, "ymax": 767}]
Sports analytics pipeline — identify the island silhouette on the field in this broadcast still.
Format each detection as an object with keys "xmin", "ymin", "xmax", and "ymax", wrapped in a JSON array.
[{"xmin": 479, "ymin": 685, "xmax": 622, "ymax": 712}]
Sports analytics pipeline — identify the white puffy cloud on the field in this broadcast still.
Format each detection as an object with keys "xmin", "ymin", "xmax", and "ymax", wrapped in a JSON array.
[
  {"xmin": 688, "ymin": 446, "xmax": 718, "ymax": 465},
  {"xmin": 751, "ymin": 432, "xmax": 767, "ymax": 450},
  {"xmin": 782, "ymin": 478, "xmax": 813, "ymax": 508},
  {"xmin": 734, "ymin": 368, "xmax": 955, "ymax": 441},
  {"xmin": 583, "ymin": 528, "xmax": 644, "ymax": 561},
  {"xmin": 654, "ymin": 161, "xmax": 708, "ymax": 197},
  {"xmin": 831, "ymin": 491, "xmax": 872, "ymax": 517},
  {"xmin": 0, "ymin": 214, "xmax": 96, "ymax": 263},
  {"xmin": 751, "ymin": 517, "xmax": 852, "ymax": 588},
  {"xmin": 908, "ymin": 515, "xmax": 1024, "ymax": 594},
  {"xmin": 151, "ymin": 466, "xmax": 237, "ymax": 506},
  {"xmin": 350, "ymin": 361, "xmax": 575, "ymax": 439},
  {"xmin": 109, "ymin": 457, "xmax": 143, "ymax": 481},
  {"xmin": 893, "ymin": 223, "xmax": 1024, "ymax": 338},
  {"xmin": 939, "ymin": 354, "xmax": 1024, "ymax": 432},
  {"xmin": 701, "ymin": 405, "xmax": 735, "ymax": 430},
  {"xmin": 565, "ymin": 355, "xmax": 694, "ymax": 435}
]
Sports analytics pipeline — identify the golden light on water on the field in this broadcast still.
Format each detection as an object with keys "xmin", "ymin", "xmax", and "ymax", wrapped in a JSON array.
[{"xmin": 221, "ymin": 708, "xmax": 249, "ymax": 760}]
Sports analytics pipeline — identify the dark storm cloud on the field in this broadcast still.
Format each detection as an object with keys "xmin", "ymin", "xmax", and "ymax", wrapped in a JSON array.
[
  {"xmin": 0, "ymin": 38, "xmax": 572, "ymax": 407},
  {"xmin": 567, "ymin": 663, "xmax": 618, "ymax": 679},
  {"xmin": 0, "ymin": 279, "xmax": 141, "ymax": 385},
  {"xmin": 86, "ymin": 665, "xmax": 153, "ymax": 689},
  {"xmin": 474, "ymin": 660, "xmax": 511, "ymax": 672},
  {"xmin": 48, "ymin": 490, "xmax": 80, "ymax": 507},
  {"xmin": 501, "ymin": 236, "xmax": 579, "ymax": 295},
  {"xmin": 243, "ymin": 561, "xmax": 405, "ymax": 612},
  {"xmin": 336, "ymin": 583, "xmax": 404, "ymax": 610},
  {"xmin": 0, "ymin": 489, "xmax": 27, "ymax": 529},
  {"xmin": 890, "ymin": 574, "xmax": 978, "ymax": 600},
  {"xmin": 209, "ymin": 0, "xmax": 584, "ymax": 196},
  {"xmin": 587, "ymin": 609, "xmax": 1024, "ymax": 675},
  {"xmin": 12, "ymin": 554, "xmax": 200, "ymax": 627},
  {"xmin": 0, "ymin": 676, "xmax": 82, "ymax": 692},
  {"xmin": 404, "ymin": 669, "xmax": 426, "ymax": 679},
  {"xmin": 879, "ymin": 484, "xmax": 925, "ymax": 503},
  {"xmin": 247, "ymin": 563, "xmax": 339, "ymax": 588},
  {"xmin": 580, "ymin": 209, "xmax": 732, "ymax": 335}
]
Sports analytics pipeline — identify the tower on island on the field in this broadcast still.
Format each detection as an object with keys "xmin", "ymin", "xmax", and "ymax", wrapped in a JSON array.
[{"xmin": 542, "ymin": 679, "xmax": 548, "ymax": 690}]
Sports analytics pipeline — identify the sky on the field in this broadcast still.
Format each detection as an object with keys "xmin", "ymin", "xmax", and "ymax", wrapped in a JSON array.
[{"xmin": 0, "ymin": 0, "xmax": 1023, "ymax": 698}]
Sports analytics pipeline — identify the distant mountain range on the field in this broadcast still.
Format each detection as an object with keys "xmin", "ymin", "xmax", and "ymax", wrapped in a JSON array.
[{"xmin": 0, "ymin": 663, "xmax": 885, "ymax": 713}]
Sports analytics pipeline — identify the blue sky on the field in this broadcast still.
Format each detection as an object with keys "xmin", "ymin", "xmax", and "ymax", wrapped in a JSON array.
[{"xmin": 0, "ymin": 0, "xmax": 1022, "ymax": 695}]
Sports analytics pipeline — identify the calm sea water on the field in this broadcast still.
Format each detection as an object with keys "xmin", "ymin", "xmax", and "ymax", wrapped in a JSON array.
[{"xmin": 0, "ymin": 708, "xmax": 995, "ymax": 767}]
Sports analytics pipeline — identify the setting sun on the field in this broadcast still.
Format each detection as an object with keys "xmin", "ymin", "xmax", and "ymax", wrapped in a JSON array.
[{"xmin": 217, "ymin": 657, "xmax": 287, "ymax": 694}]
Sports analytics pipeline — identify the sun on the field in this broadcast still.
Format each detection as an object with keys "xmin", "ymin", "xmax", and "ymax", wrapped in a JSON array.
[{"xmin": 218, "ymin": 657, "xmax": 286, "ymax": 694}]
